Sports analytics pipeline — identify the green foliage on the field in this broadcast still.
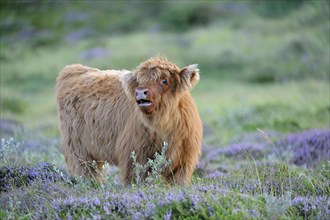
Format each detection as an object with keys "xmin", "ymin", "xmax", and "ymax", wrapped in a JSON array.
[
  {"xmin": 244, "ymin": 35, "xmax": 330, "ymax": 83},
  {"xmin": 0, "ymin": 95, "xmax": 27, "ymax": 114},
  {"xmin": 160, "ymin": 2, "xmax": 216, "ymax": 32},
  {"xmin": 131, "ymin": 142, "xmax": 171, "ymax": 186},
  {"xmin": 253, "ymin": 0, "xmax": 307, "ymax": 18}
]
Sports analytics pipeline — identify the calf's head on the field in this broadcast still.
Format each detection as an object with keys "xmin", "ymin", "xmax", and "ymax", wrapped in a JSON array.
[{"xmin": 122, "ymin": 57, "xmax": 200, "ymax": 116}]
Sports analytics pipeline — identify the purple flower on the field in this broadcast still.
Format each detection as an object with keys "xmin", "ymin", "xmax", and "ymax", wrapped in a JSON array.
[
  {"xmin": 103, "ymin": 205, "xmax": 110, "ymax": 215},
  {"xmin": 158, "ymin": 200, "xmax": 165, "ymax": 206},
  {"xmin": 63, "ymin": 197, "xmax": 74, "ymax": 206},
  {"xmin": 132, "ymin": 212, "xmax": 143, "ymax": 220},
  {"xmin": 94, "ymin": 198, "xmax": 100, "ymax": 206},
  {"xmin": 164, "ymin": 210, "xmax": 172, "ymax": 220}
]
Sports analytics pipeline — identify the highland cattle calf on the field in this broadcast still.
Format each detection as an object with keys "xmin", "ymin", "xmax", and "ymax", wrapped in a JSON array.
[{"xmin": 56, "ymin": 57, "xmax": 203, "ymax": 185}]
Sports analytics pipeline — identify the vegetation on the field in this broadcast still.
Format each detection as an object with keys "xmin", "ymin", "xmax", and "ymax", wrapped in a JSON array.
[{"xmin": 0, "ymin": 0, "xmax": 329, "ymax": 219}]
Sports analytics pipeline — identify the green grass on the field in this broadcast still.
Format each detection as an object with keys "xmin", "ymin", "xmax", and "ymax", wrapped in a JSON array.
[{"xmin": 194, "ymin": 79, "xmax": 329, "ymax": 144}]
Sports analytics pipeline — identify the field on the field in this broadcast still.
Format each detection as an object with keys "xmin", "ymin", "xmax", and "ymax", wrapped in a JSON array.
[{"xmin": 1, "ymin": 1, "xmax": 329, "ymax": 219}]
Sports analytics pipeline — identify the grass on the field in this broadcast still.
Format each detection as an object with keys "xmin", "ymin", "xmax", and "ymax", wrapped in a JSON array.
[
  {"xmin": 0, "ymin": 1, "xmax": 329, "ymax": 219},
  {"xmin": 194, "ymin": 79, "xmax": 329, "ymax": 144}
]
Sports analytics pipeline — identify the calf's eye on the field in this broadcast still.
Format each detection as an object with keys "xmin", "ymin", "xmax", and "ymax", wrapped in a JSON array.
[{"xmin": 161, "ymin": 79, "xmax": 168, "ymax": 85}]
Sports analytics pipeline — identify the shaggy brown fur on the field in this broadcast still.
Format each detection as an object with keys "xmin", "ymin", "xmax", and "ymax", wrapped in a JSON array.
[{"xmin": 56, "ymin": 57, "xmax": 203, "ymax": 185}]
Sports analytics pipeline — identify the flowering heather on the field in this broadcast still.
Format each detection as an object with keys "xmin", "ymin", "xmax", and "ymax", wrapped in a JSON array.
[
  {"xmin": 277, "ymin": 129, "xmax": 330, "ymax": 166},
  {"xmin": 1, "ymin": 129, "xmax": 329, "ymax": 219},
  {"xmin": 200, "ymin": 129, "xmax": 330, "ymax": 176},
  {"xmin": 34, "ymin": 184, "xmax": 264, "ymax": 219},
  {"xmin": 220, "ymin": 143, "xmax": 267, "ymax": 159},
  {"xmin": 291, "ymin": 196, "xmax": 330, "ymax": 218},
  {"xmin": 23, "ymin": 179, "xmax": 329, "ymax": 219},
  {"xmin": 0, "ymin": 162, "xmax": 75, "ymax": 192}
]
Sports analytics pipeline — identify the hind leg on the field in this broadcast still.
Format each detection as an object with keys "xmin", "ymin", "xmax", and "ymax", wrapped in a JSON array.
[{"xmin": 96, "ymin": 161, "xmax": 105, "ymax": 183}]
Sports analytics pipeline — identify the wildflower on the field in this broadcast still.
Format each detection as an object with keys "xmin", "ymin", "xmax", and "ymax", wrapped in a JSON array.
[
  {"xmin": 103, "ymin": 205, "xmax": 110, "ymax": 215},
  {"xmin": 164, "ymin": 210, "xmax": 172, "ymax": 220},
  {"xmin": 94, "ymin": 198, "xmax": 100, "ymax": 206}
]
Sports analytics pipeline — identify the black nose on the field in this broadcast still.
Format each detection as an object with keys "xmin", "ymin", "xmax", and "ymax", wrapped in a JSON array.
[{"xmin": 135, "ymin": 88, "xmax": 149, "ymax": 99}]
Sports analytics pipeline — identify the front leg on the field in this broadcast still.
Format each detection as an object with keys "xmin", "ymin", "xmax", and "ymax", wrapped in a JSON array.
[
  {"xmin": 164, "ymin": 163, "xmax": 194, "ymax": 186},
  {"xmin": 163, "ymin": 135, "xmax": 202, "ymax": 185},
  {"xmin": 174, "ymin": 165, "xmax": 194, "ymax": 186}
]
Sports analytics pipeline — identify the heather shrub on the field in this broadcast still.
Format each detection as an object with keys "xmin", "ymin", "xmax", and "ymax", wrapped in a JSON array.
[
  {"xmin": 289, "ymin": 196, "xmax": 330, "ymax": 219},
  {"xmin": 0, "ymin": 162, "xmax": 75, "ymax": 192},
  {"xmin": 277, "ymin": 129, "xmax": 330, "ymax": 166}
]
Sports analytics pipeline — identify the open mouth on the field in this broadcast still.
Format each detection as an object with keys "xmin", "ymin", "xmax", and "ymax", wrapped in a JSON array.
[{"xmin": 137, "ymin": 99, "xmax": 152, "ymax": 107}]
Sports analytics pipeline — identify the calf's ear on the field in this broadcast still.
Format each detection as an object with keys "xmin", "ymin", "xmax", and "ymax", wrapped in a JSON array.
[
  {"xmin": 179, "ymin": 64, "xmax": 200, "ymax": 91},
  {"xmin": 120, "ymin": 70, "xmax": 137, "ymax": 97}
]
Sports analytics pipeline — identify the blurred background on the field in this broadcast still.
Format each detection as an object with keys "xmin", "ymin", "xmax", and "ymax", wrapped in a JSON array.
[{"xmin": 0, "ymin": 0, "xmax": 329, "ymax": 145}]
